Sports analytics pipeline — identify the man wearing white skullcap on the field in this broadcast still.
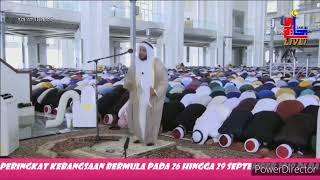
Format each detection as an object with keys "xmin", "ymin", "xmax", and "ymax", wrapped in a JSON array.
[{"xmin": 124, "ymin": 41, "xmax": 168, "ymax": 146}]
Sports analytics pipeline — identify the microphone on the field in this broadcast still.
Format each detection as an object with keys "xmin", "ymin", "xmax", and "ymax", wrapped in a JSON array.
[
  {"xmin": 127, "ymin": 48, "xmax": 133, "ymax": 54},
  {"xmin": 88, "ymin": 48, "xmax": 133, "ymax": 63}
]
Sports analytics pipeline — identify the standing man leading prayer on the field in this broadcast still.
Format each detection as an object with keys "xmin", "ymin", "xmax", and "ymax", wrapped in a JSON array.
[{"xmin": 124, "ymin": 41, "xmax": 168, "ymax": 146}]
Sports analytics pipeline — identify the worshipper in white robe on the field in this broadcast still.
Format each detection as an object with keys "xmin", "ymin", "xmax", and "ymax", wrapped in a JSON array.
[
  {"xmin": 124, "ymin": 41, "xmax": 168, "ymax": 146},
  {"xmin": 192, "ymin": 103, "xmax": 232, "ymax": 144}
]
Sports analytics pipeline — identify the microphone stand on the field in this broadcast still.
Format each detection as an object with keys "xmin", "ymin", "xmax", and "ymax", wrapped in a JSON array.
[
  {"xmin": 123, "ymin": 137, "xmax": 130, "ymax": 158},
  {"xmin": 87, "ymin": 50, "xmax": 132, "ymax": 142}
]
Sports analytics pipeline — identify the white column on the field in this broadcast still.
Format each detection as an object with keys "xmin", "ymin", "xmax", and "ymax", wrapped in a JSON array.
[
  {"xmin": 203, "ymin": 47, "xmax": 207, "ymax": 66},
  {"xmin": 318, "ymin": 41, "xmax": 320, "ymax": 67},
  {"xmin": 80, "ymin": 1, "xmax": 110, "ymax": 70},
  {"xmin": 205, "ymin": 1, "xmax": 217, "ymax": 67},
  {"xmin": 206, "ymin": 42, "xmax": 216, "ymax": 67},
  {"xmin": 0, "ymin": 12, "xmax": 5, "ymax": 60},
  {"xmin": 110, "ymin": 41, "xmax": 120, "ymax": 65},
  {"xmin": 246, "ymin": 1, "xmax": 266, "ymax": 67},
  {"xmin": 61, "ymin": 39, "xmax": 75, "ymax": 68},
  {"xmin": 27, "ymin": 37, "xmax": 47, "ymax": 68},
  {"xmin": 74, "ymin": 29, "xmax": 82, "ymax": 69},
  {"xmin": 277, "ymin": 0, "xmax": 293, "ymax": 16},
  {"xmin": 155, "ymin": 36, "xmax": 164, "ymax": 61},
  {"xmin": 198, "ymin": 1, "xmax": 206, "ymax": 28},
  {"xmin": 163, "ymin": 1, "xmax": 184, "ymax": 68},
  {"xmin": 214, "ymin": 1, "xmax": 233, "ymax": 67}
]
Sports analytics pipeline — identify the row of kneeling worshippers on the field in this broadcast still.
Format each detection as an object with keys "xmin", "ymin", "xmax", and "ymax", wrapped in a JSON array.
[
  {"xmin": 30, "ymin": 65, "xmax": 319, "ymax": 158},
  {"xmin": 30, "ymin": 65, "xmax": 130, "ymax": 128},
  {"xmin": 161, "ymin": 70, "xmax": 320, "ymax": 158}
]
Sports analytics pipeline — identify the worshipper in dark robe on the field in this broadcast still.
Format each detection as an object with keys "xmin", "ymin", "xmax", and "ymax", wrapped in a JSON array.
[
  {"xmin": 218, "ymin": 112, "xmax": 253, "ymax": 148},
  {"xmin": 311, "ymin": 135, "xmax": 316, "ymax": 153},
  {"xmin": 161, "ymin": 92, "xmax": 201, "ymax": 132},
  {"xmin": 274, "ymin": 113, "xmax": 317, "ymax": 158},
  {"xmin": 161, "ymin": 101, "xmax": 185, "ymax": 132},
  {"xmin": 302, "ymin": 105, "xmax": 319, "ymax": 120},
  {"xmin": 104, "ymin": 91, "xmax": 129, "ymax": 130},
  {"xmin": 42, "ymin": 88, "xmax": 80, "ymax": 114},
  {"xmin": 31, "ymin": 87, "xmax": 47, "ymax": 105},
  {"xmin": 217, "ymin": 98, "xmax": 257, "ymax": 147},
  {"xmin": 34, "ymin": 88, "xmax": 58, "ymax": 112},
  {"xmin": 167, "ymin": 92, "xmax": 186, "ymax": 102},
  {"xmin": 171, "ymin": 104, "xmax": 207, "ymax": 139},
  {"xmin": 98, "ymin": 86, "xmax": 127, "ymax": 125},
  {"xmin": 233, "ymin": 98, "xmax": 257, "ymax": 112},
  {"xmin": 243, "ymin": 111, "xmax": 284, "ymax": 153},
  {"xmin": 184, "ymin": 78, "xmax": 201, "ymax": 94}
]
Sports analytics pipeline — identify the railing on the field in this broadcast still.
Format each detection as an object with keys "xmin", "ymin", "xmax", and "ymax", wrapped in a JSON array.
[
  {"xmin": 184, "ymin": 19, "xmax": 217, "ymax": 30},
  {"xmin": 107, "ymin": 5, "xmax": 163, "ymax": 23},
  {"xmin": 298, "ymin": 2, "xmax": 320, "ymax": 11},
  {"xmin": 269, "ymin": 61, "xmax": 311, "ymax": 78},
  {"xmin": 10, "ymin": 0, "xmax": 80, "ymax": 11},
  {"xmin": 0, "ymin": 58, "xmax": 31, "ymax": 103},
  {"xmin": 232, "ymin": 27, "xmax": 254, "ymax": 35}
]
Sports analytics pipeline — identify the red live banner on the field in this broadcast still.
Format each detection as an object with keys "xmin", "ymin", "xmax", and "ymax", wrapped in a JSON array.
[{"xmin": 0, "ymin": 159, "xmax": 320, "ymax": 179}]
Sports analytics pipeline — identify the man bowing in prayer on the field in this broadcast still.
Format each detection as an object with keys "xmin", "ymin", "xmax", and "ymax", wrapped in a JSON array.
[{"xmin": 124, "ymin": 41, "xmax": 168, "ymax": 146}]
